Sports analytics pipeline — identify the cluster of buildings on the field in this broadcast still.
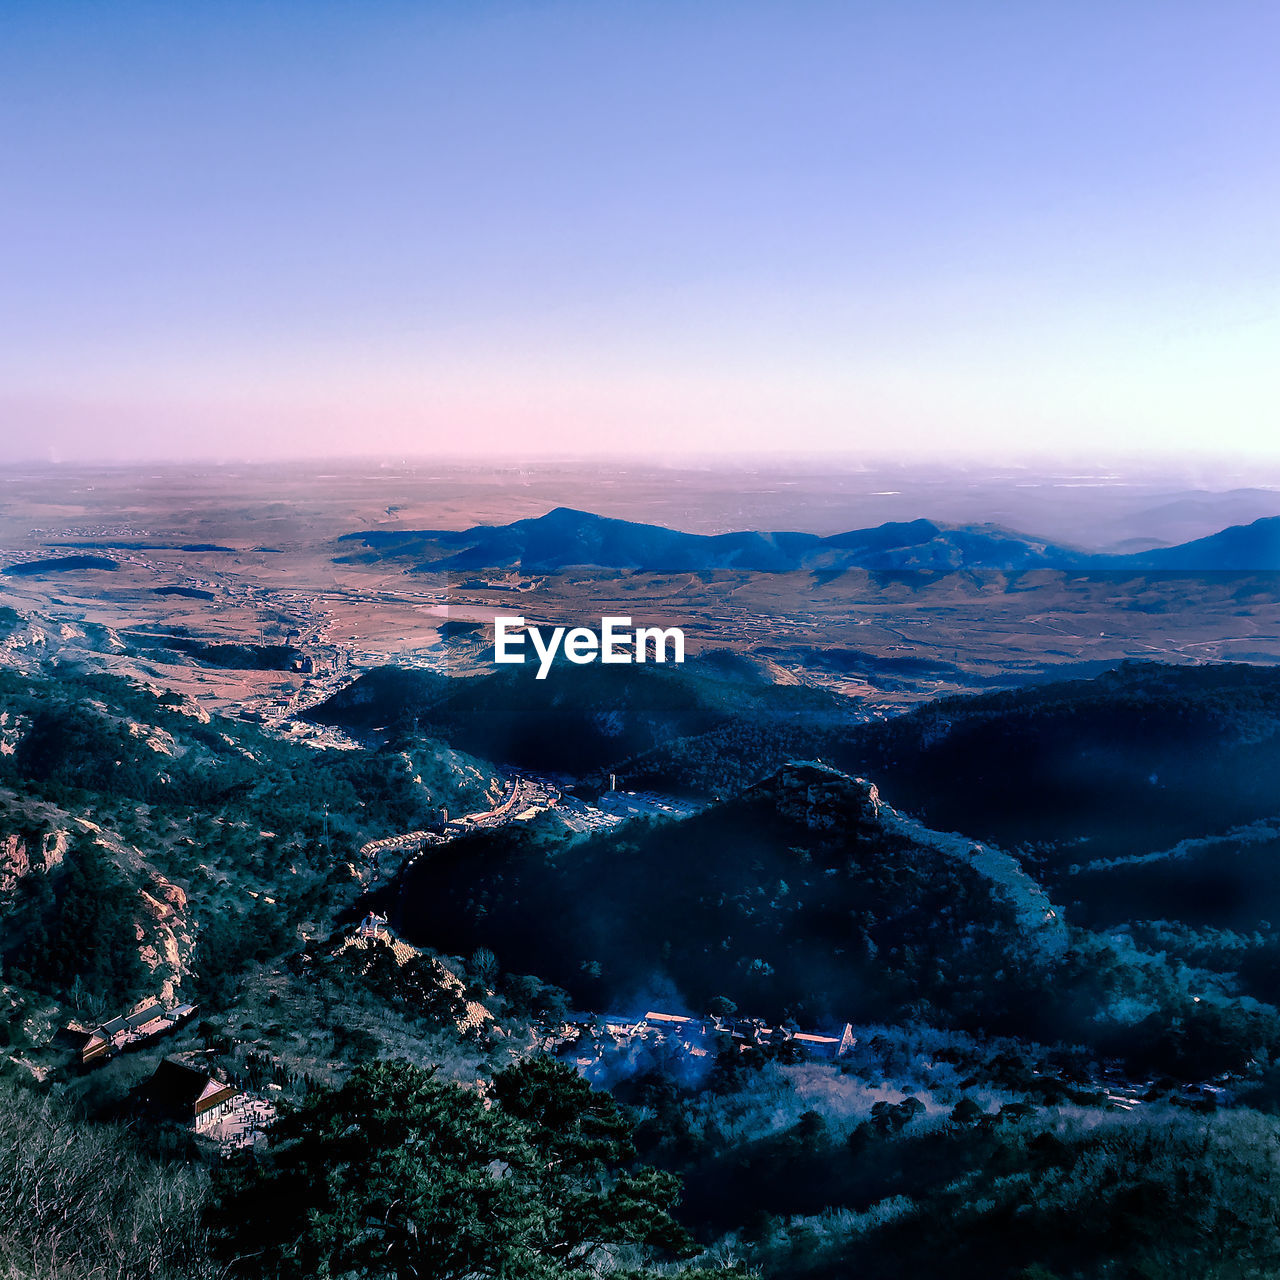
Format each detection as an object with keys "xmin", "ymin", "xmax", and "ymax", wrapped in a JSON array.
[
  {"xmin": 78, "ymin": 999, "xmax": 198, "ymax": 1064},
  {"xmin": 73, "ymin": 1002, "xmax": 275, "ymax": 1149},
  {"xmin": 553, "ymin": 1009, "xmax": 856, "ymax": 1065}
]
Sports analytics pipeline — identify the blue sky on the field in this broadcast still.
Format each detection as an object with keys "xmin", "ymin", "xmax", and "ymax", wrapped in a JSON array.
[{"xmin": 2, "ymin": 1, "xmax": 1278, "ymax": 462}]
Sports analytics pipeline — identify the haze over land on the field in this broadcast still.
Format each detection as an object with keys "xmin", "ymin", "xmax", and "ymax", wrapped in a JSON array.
[
  {"xmin": 6, "ymin": 456, "xmax": 1280, "ymax": 547},
  {"xmin": 4, "ymin": 461, "xmax": 1280, "ymax": 729}
]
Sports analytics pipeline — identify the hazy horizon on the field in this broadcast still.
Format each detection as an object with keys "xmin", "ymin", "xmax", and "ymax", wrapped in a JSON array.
[
  {"xmin": 6, "ymin": 451, "xmax": 1280, "ymax": 484},
  {"xmin": 3, "ymin": 2, "xmax": 1278, "ymax": 465}
]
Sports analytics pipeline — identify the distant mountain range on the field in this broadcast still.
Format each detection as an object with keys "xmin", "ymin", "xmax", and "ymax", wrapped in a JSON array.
[
  {"xmin": 337, "ymin": 507, "xmax": 1280, "ymax": 573},
  {"xmin": 1122, "ymin": 516, "xmax": 1280, "ymax": 571}
]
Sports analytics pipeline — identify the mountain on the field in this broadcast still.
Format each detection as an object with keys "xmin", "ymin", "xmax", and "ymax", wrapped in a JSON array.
[
  {"xmin": 1120, "ymin": 515, "xmax": 1280, "ymax": 571},
  {"xmin": 308, "ymin": 652, "xmax": 850, "ymax": 775},
  {"xmin": 0, "ymin": 654, "xmax": 501, "ymax": 1014},
  {"xmin": 338, "ymin": 507, "xmax": 1087, "ymax": 572},
  {"xmin": 1096, "ymin": 488, "xmax": 1280, "ymax": 550},
  {"xmin": 854, "ymin": 659, "xmax": 1280, "ymax": 853},
  {"xmin": 395, "ymin": 761, "xmax": 1060, "ymax": 1028},
  {"xmin": 806, "ymin": 517, "xmax": 1076, "ymax": 571},
  {"xmin": 339, "ymin": 507, "xmax": 822, "ymax": 571},
  {"xmin": 339, "ymin": 507, "xmax": 1280, "ymax": 574}
]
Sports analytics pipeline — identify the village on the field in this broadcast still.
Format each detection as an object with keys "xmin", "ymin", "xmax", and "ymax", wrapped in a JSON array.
[
  {"xmin": 58, "ymin": 905, "xmax": 862, "ymax": 1161},
  {"xmin": 550, "ymin": 1007, "xmax": 856, "ymax": 1069}
]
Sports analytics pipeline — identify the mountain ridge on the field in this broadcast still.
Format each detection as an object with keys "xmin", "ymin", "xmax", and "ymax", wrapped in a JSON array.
[{"xmin": 338, "ymin": 507, "xmax": 1280, "ymax": 573}]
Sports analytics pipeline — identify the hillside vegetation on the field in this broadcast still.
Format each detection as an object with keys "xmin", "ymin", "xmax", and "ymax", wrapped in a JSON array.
[
  {"xmin": 0, "ymin": 665, "xmax": 500, "ymax": 1015},
  {"xmin": 9, "ymin": 628, "xmax": 1280, "ymax": 1279}
]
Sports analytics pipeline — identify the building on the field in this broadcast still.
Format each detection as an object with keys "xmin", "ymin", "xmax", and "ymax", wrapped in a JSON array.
[
  {"xmin": 638, "ymin": 1011, "xmax": 720, "ymax": 1054},
  {"xmin": 80, "ymin": 1001, "xmax": 198, "ymax": 1064},
  {"xmin": 141, "ymin": 1058, "xmax": 242, "ymax": 1130},
  {"xmin": 553, "ymin": 1008, "xmax": 856, "ymax": 1064},
  {"xmin": 793, "ymin": 1024, "xmax": 857, "ymax": 1059},
  {"xmin": 359, "ymin": 911, "xmax": 389, "ymax": 939},
  {"xmin": 81, "ymin": 1014, "xmax": 130, "ymax": 1064}
]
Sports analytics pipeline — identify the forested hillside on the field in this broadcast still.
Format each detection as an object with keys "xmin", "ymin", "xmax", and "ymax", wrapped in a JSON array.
[
  {"xmin": 8, "ymin": 643, "xmax": 1280, "ymax": 1279},
  {"xmin": 0, "ymin": 666, "xmax": 499, "ymax": 1014}
]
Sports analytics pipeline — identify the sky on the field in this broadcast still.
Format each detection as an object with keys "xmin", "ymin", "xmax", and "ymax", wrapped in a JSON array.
[{"xmin": 1, "ymin": 1, "xmax": 1278, "ymax": 465}]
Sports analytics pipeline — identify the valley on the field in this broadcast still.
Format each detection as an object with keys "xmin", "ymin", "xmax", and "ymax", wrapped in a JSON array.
[{"xmin": 4, "ymin": 463, "xmax": 1280, "ymax": 1279}]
